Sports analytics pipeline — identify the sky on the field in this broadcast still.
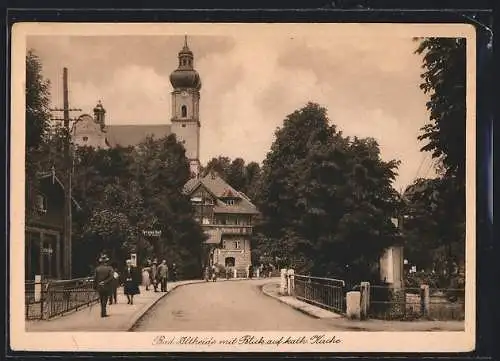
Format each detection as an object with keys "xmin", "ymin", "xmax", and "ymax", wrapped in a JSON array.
[{"xmin": 26, "ymin": 28, "xmax": 438, "ymax": 192}]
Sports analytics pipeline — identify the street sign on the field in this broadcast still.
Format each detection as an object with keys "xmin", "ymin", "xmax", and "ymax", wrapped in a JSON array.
[{"xmin": 142, "ymin": 230, "xmax": 162, "ymax": 237}]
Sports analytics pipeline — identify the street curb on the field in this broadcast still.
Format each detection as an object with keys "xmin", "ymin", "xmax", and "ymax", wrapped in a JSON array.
[
  {"xmin": 127, "ymin": 280, "xmax": 206, "ymax": 331},
  {"xmin": 260, "ymin": 283, "xmax": 342, "ymax": 320}
]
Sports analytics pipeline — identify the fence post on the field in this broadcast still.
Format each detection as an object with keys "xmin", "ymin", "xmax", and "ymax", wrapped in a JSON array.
[
  {"xmin": 42, "ymin": 282, "xmax": 51, "ymax": 320},
  {"xmin": 280, "ymin": 269, "xmax": 288, "ymax": 295},
  {"xmin": 346, "ymin": 291, "xmax": 361, "ymax": 319},
  {"xmin": 233, "ymin": 268, "xmax": 237, "ymax": 278},
  {"xmin": 34, "ymin": 275, "xmax": 42, "ymax": 302},
  {"xmin": 256, "ymin": 267, "xmax": 260, "ymax": 278},
  {"xmin": 360, "ymin": 281, "xmax": 370, "ymax": 320},
  {"xmin": 287, "ymin": 269, "xmax": 295, "ymax": 296},
  {"xmin": 420, "ymin": 284, "xmax": 430, "ymax": 318}
]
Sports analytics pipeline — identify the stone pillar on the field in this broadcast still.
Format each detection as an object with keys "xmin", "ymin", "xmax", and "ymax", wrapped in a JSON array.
[
  {"xmin": 233, "ymin": 268, "xmax": 237, "ymax": 279},
  {"xmin": 360, "ymin": 281, "xmax": 370, "ymax": 320},
  {"xmin": 346, "ymin": 291, "xmax": 361, "ymax": 319},
  {"xmin": 420, "ymin": 284, "xmax": 430, "ymax": 318},
  {"xmin": 287, "ymin": 269, "xmax": 295, "ymax": 296},
  {"xmin": 280, "ymin": 269, "xmax": 288, "ymax": 295},
  {"xmin": 256, "ymin": 268, "xmax": 260, "ymax": 278},
  {"xmin": 246, "ymin": 266, "xmax": 250, "ymax": 279}
]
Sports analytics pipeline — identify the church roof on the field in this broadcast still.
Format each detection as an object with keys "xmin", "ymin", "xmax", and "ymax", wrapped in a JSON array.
[{"xmin": 105, "ymin": 124, "xmax": 172, "ymax": 147}]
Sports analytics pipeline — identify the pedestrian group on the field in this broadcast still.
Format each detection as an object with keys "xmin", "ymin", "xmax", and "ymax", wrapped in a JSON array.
[{"xmin": 93, "ymin": 254, "xmax": 176, "ymax": 318}]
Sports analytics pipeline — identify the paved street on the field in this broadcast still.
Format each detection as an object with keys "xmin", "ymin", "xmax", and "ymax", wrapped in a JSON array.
[{"xmin": 133, "ymin": 279, "xmax": 339, "ymax": 331}]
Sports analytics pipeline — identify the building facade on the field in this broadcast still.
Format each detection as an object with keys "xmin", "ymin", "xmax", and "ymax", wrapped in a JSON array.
[
  {"xmin": 25, "ymin": 171, "xmax": 81, "ymax": 281},
  {"xmin": 184, "ymin": 173, "xmax": 259, "ymax": 272}
]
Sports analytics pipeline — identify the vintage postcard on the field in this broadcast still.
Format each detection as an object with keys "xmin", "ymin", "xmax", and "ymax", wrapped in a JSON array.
[{"xmin": 10, "ymin": 22, "xmax": 476, "ymax": 352}]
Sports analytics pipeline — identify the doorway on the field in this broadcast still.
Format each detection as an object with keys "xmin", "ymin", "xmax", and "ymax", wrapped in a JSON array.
[{"xmin": 225, "ymin": 257, "xmax": 235, "ymax": 268}]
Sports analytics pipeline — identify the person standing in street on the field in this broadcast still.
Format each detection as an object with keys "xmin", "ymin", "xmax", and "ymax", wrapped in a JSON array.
[
  {"xmin": 211, "ymin": 264, "xmax": 217, "ymax": 282},
  {"xmin": 94, "ymin": 254, "xmax": 114, "ymax": 318},
  {"xmin": 151, "ymin": 259, "xmax": 159, "ymax": 292},
  {"xmin": 142, "ymin": 263, "xmax": 151, "ymax": 290},
  {"xmin": 123, "ymin": 259, "xmax": 140, "ymax": 305},
  {"xmin": 171, "ymin": 263, "xmax": 178, "ymax": 282},
  {"xmin": 157, "ymin": 260, "xmax": 168, "ymax": 292},
  {"xmin": 108, "ymin": 262, "xmax": 120, "ymax": 305}
]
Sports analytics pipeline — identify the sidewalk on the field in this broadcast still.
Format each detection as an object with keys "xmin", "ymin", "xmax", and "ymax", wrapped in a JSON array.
[
  {"xmin": 261, "ymin": 282, "xmax": 465, "ymax": 332},
  {"xmin": 25, "ymin": 280, "xmax": 203, "ymax": 332}
]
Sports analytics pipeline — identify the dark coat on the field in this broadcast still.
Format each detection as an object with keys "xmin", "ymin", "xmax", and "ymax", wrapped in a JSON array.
[
  {"xmin": 122, "ymin": 266, "xmax": 140, "ymax": 295},
  {"xmin": 94, "ymin": 264, "xmax": 114, "ymax": 294}
]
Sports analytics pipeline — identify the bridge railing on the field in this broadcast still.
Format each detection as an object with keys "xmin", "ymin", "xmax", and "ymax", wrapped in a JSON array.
[
  {"xmin": 293, "ymin": 274, "xmax": 346, "ymax": 314},
  {"xmin": 25, "ymin": 277, "xmax": 98, "ymax": 320}
]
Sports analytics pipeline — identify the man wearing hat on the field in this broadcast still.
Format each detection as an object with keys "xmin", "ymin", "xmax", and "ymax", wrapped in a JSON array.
[{"xmin": 94, "ymin": 254, "xmax": 114, "ymax": 318}]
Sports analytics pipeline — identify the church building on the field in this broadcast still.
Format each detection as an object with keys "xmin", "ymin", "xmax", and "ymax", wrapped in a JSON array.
[
  {"xmin": 71, "ymin": 36, "xmax": 259, "ymax": 273},
  {"xmin": 72, "ymin": 36, "xmax": 202, "ymax": 177}
]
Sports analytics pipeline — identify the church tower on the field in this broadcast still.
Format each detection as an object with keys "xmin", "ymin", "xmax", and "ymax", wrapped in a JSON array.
[
  {"xmin": 93, "ymin": 100, "xmax": 106, "ymax": 131},
  {"xmin": 169, "ymin": 36, "xmax": 202, "ymax": 178}
]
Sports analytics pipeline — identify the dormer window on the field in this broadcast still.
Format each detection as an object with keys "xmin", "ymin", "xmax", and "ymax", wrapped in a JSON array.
[
  {"xmin": 226, "ymin": 199, "xmax": 235, "ymax": 206},
  {"xmin": 82, "ymin": 136, "xmax": 88, "ymax": 142}
]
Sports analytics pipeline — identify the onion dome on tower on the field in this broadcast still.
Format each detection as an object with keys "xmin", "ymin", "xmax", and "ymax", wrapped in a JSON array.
[
  {"xmin": 93, "ymin": 100, "xmax": 106, "ymax": 130},
  {"xmin": 169, "ymin": 35, "xmax": 202, "ymax": 90}
]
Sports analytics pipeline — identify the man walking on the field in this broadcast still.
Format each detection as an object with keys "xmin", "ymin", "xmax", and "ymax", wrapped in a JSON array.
[
  {"xmin": 158, "ymin": 260, "xmax": 168, "ymax": 292},
  {"xmin": 94, "ymin": 254, "xmax": 114, "ymax": 318},
  {"xmin": 151, "ymin": 259, "xmax": 159, "ymax": 292}
]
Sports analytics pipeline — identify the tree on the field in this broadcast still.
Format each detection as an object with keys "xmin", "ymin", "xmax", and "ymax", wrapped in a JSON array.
[
  {"xmin": 411, "ymin": 37, "xmax": 467, "ymax": 283},
  {"xmin": 26, "ymin": 49, "xmax": 51, "ymax": 155},
  {"xmin": 202, "ymin": 156, "xmax": 231, "ymax": 178},
  {"xmin": 255, "ymin": 102, "xmax": 401, "ymax": 281},
  {"xmin": 82, "ymin": 207, "xmax": 136, "ymax": 263},
  {"xmin": 226, "ymin": 158, "xmax": 246, "ymax": 191},
  {"xmin": 243, "ymin": 161, "xmax": 262, "ymax": 200},
  {"xmin": 415, "ymin": 37, "xmax": 466, "ymax": 183},
  {"xmin": 402, "ymin": 177, "xmax": 465, "ymax": 277},
  {"xmin": 25, "ymin": 50, "xmax": 53, "ymax": 216},
  {"xmin": 132, "ymin": 134, "xmax": 206, "ymax": 278}
]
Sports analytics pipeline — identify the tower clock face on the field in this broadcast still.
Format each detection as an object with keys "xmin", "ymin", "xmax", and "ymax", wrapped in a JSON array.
[{"xmin": 181, "ymin": 91, "xmax": 188, "ymax": 97}]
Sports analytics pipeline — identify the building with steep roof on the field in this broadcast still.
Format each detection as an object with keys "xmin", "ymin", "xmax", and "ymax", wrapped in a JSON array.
[
  {"xmin": 184, "ymin": 172, "xmax": 259, "ymax": 273},
  {"xmin": 72, "ymin": 35, "xmax": 202, "ymax": 177}
]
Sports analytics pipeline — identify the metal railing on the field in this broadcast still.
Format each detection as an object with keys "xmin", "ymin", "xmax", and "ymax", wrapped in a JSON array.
[
  {"xmin": 25, "ymin": 277, "xmax": 98, "ymax": 320},
  {"xmin": 294, "ymin": 275, "xmax": 345, "ymax": 314},
  {"xmin": 369, "ymin": 284, "xmax": 465, "ymax": 321}
]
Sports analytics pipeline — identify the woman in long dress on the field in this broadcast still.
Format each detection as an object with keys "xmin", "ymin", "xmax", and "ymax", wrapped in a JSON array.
[
  {"xmin": 122, "ymin": 259, "xmax": 140, "ymax": 305},
  {"xmin": 142, "ymin": 266, "xmax": 151, "ymax": 290}
]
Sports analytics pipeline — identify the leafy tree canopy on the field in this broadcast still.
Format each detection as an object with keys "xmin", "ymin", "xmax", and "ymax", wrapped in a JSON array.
[
  {"xmin": 254, "ymin": 102, "xmax": 401, "ymax": 282},
  {"xmin": 415, "ymin": 37, "xmax": 466, "ymax": 182}
]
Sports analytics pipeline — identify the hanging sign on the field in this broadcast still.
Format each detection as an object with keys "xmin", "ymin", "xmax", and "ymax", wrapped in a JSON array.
[{"xmin": 142, "ymin": 230, "xmax": 162, "ymax": 237}]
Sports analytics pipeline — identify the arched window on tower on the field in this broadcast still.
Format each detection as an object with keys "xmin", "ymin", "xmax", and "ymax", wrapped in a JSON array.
[{"xmin": 181, "ymin": 105, "xmax": 187, "ymax": 118}]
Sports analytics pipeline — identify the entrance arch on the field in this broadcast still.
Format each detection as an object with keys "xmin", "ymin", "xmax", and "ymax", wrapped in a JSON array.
[{"xmin": 225, "ymin": 257, "xmax": 235, "ymax": 267}]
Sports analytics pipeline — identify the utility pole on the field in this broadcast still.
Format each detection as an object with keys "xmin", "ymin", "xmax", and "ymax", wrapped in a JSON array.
[{"xmin": 50, "ymin": 67, "xmax": 82, "ymax": 279}]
